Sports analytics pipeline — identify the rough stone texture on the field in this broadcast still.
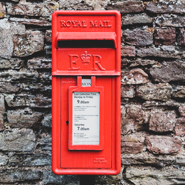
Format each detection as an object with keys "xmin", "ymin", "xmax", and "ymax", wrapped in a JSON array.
[
  {"xmin": 43, "ymin": 170, "xmax": 79, "ymax": 185},
  {"xmin": 149, "ymin": 61, "xmax": 185, "ymax": 83},
  {"xmin": 177, "ymin": 28, "xmax": 185, "ymax": 46},
  {"xmin": 0, "ymin": 19, "xmax": 25, "ymax": 59},
  {"xmin": 0, "ymin": 0, "xmax": 185, "ymax": 184},
  {"xmin": 45, "ymin": 30, "xmax": 52, "ymax": 42},
  {"xmin": 0, "ymin": 113, "xmax": 3, "ymax": 131},
  {"xmin": 0, "ymin": 153, "xmax": 8, "ymax": 166},
  {"xmin": 28, "ymin": 57, "xmax": 51, "ymax": 69},
  {"xmin": 122, "ymin": 118, "xmax": 136, "ymax": 135},
  {"xmin": 10, "ymin": 17, "xmax": 51, "ymax": 27},
  {"xmin": 121, "ymin": 85, "xmax": 135, "ymax": 98},
  {"xmin": 179, "ymin": 104, "xmax": 185, "ymax": 117},
  {"xmin": 123, "ymin": 28, "xmax": 153, "ymax": 46},
  {"xmin": 21, "ymin": 83, "xmax": 51, "ymax": 94},
  {"xmin": 9, "ymin": 153, "xmax": 51, "ymax": 167},
  {"xmin": 0, "ymin": 3, "xmax": 5, "ymax": 18},
  {"xmin": 7, "ymin": 1, "xmax": 59, "ymax": 20},
  {"xmin": 136, "ymin": 83, "xmax": 172, "ymax": 101},
  {"xmin": 0, "ymin": 94, "xmax": 5, "ymax": 131},
  {"xmin": 121, "ymin": 133, "xmax": 145, "ymax": 154},
  {"xmin": 0, "ymin": 82, "xmax": 19, "ymax": 93},
  {"xmin": 155, "ymin": 14, "xmax": 185, "ymax": 27},
  {"xmin": 175, "ymin": 117, "xmax": 185, "ymax": 136},
  {"xmin": 0, "ymin": 70, "xmax": 39, "ymax": 82},
  {"xmin": 149, "ymin": 110, "xmax": 176, "ymax": 133},
  {"xmin": 60, "ymin": 0, "xmax": 110, "ymax": 10},
  {"xmin": 122, "ymin": 152, "xmax": 176, "ymax": 167},
  {"xmin": 7, "ymin": 108, "xmax": 43, "ymax": 128},
  {"xmin": 0, "ymin": 170, "xmax": 41, "ymax": 183},
  {"xmin": 0, "ymin": 128, "xmax": 36, "ymax": 152},
  {"xmin": 154, "ymin": 28, "xmax": 176, "ymax": 45},
  {"xmin": 0, "ymin": 58, "xmax": 24, "ymax": 69},
  {"xmin": 121, "ymin": 46, "xmax": 135, "ymax": 57},
  {"xmin": 146, "ymin": 2, "xmax": 185, "ymax": 14},
  {"xmin": 13, "ymin": 31, "xmax": 44, "ymax": 57},
  {"xmin": 124, "ymin": 58, "xmax": 157, "ymax": 67},
  {"xmin": 36, "ymin": 133, "xmax": 52, "ymax": 153},
  {"xmin": 0, "ymin": 94, "xmax": 5, "ymax": 113},
  {"xmin": 143, "ymin": 100, "xmax": 181, "ymax": 109},
  {"xmin": 106, "ymin": 1, "xmax": 144, "ymax": 14},
  {"xmin": 121, "ymin": 105, "xmax": 145, "ymax": 135},
  {"xmin": 122, "ymin": 13, "xmax": 152, "ymax": 26},
  {"xmin": 121, "ymin": 68, "xmax": 148, "ymax": 85},
  {"xmin": 172, "ymin": 85, "xmax": 185, "ymax": 99},
  {"xmin": 39, "ymin": 72, "xmax": 52, "ymax": 84},
  {"xmin": 41, "ymin": 113, "xmax": 52, "ymax": 128},
  {"xmin": 137, "ymin": 46, "xmax": 184, "ymax": 59},
  {"xmin": 126, "ymin": 105, "xmax": 145, "ymax": 125},
  {"xmin": 126, "ymin": 166, "xmax": 185, "ymax": 185},
  {"xmin": 145, "ymin": 136, "xmax": 182, "ymax": 155},
  {"xmin": 5, "ymin": 94, "xmax": 51, "ymax": 108}
]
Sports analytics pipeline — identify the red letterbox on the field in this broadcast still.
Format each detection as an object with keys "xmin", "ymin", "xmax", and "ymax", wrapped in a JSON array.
[{"xmin": 52, "ymin": 11, "xmax": 121, "ymax": 175}]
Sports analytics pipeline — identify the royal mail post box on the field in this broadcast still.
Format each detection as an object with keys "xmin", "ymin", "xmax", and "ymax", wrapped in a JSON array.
[{"xmin": 52, "ymin": 11, "xmax": 121, "ymax": 175}]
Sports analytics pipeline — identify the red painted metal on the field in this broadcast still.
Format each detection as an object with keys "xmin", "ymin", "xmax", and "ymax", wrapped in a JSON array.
[{"xmin": 52, "ymin": 10, "xmax": 121, "ymax": 175}]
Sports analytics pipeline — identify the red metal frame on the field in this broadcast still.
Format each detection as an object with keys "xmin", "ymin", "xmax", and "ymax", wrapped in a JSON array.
[
  {"xmin": 52, "ymin": 10, "xmax": 121, "ymax": 175},
  {"xmin": 68, "ymin": 76, "xmax": 104, "ymax": 150}
]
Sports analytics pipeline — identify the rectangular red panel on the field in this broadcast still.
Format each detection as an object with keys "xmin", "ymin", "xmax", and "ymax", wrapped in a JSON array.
[{"xmin": 52, "ymin": 11, "xmax": 121, "ymax": 175}]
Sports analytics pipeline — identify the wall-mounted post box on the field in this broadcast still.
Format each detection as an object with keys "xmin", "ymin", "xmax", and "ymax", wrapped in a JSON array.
[{"xmin": 52, "ymin": 11, "xmax": 121, "ymax": 175}]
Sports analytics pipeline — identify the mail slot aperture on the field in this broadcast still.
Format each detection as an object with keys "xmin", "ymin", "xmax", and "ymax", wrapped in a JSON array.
[{"xmin": 52, "ymin": 11, "xmax": 121, "ymax": 175}]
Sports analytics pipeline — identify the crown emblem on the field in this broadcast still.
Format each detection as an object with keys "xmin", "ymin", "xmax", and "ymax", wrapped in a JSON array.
[{"xmin": 81, "ymin": 51, "xmax": 91, "ymax": 67}]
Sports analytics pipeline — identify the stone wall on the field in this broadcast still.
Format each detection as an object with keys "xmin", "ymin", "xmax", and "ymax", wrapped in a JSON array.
[{"xmin": 0, "ymin": 0, "xmax": 185, "ymax": 184}]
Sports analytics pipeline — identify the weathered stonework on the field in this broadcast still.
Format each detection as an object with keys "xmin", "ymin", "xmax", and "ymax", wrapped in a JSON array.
[
  {"xmin": 0, "ymin": 58, "xmax": 24, "ymax": 69},
  {"xmin": 121, "ymin": 46, "xmax": 135, "ymax": 57},
  {"xmin": 122, "ymin": 13, "xmax": 152, "ymax": 26},
  {"xmin": 145, "ymin": 136, "xmax": 182, "ymax": 155},
  {"xmin": 13, "ymin": 31, "xmax": 44, "ymax": 57},
  {"xmin": 126, "ymin": 166, "xmax": 185, "ymax": 185},
  {"xmin": 146, "ymin": 2, "xmax": 185, "ymax": 14},
  {"xmin": 123, "ymin": 28, "xmax": 153, "ymax": 46},
  {"xmin": 137, "ymin": 46, "xmax": 184, "ymax": 59},
  {"xmin": 0, "ymin": 169, "xmax": 41, "ymax": 183},
  {"xmin": 155, "ymin": 14, "xmax": 185, "ymax": 27},
  {"xmin": 5, "ymin": 94, "xmax": 51, "ymax": 108},
  {"xmin": 106, "ymin": 1, "xmax": 144, "ymax": 14},
  {"xmin": 149, "ymin": 61, "xmax": 185, "ymax": 83},
  {"xmin": 10, "ymin": 17, "xmax": 51, "ymax": 27},
  {"xmin": 177, "ymin": 28, "xmax": 185, "ymax": 46},
  {"xmin": 0, "ymin": 0, "xmax": 185, "ymax": 184},
  {"xmin": 0, "ymin": 3, "xmax": 5, "ymax": 18},
  {"xmin": 175, "ymin": 117, "xmax": 185, "ymax": 136},
  {"xmin": 0, "ymin": 94, "xmax": 5, "ymax": 131},
  {"xmin": 154, "ymin": 28, "xmax": 176, "ymax": 45},
  {"xmin": 7, "ymin": 1, "xmax": 59, "ymax": 20},
  {"xmin": 121, "ymin": 85, "xmax": 135, "ymax": 98},
  {"xmin": 121, "ymin": 68, "xmax": 148, "ymax": 85},
  {"xmin": 149, "ymin": 110, "xmax": 176, "ymax": 133},
  {"xmin": 136, "ymin": 83, "xmax": 172, "ymax": 101},
  {"xmin": 0, "ymin": 19, "xmax": 25, "ymax": 59},
  {"xmin": 121, "ymin": 133, "xmax": 145, "ymax": 154},
  {"xmin": 179, "ymin": 104, "xmax": 185, "ymax": 117},
  {"xmin": 124, "ymin": 58, "xmax": 157, "ymax": 67},
  {"xmin": 172, "ymin": 85, "xmax": 185, "ymax": 99},
  {"xmin": 28, "ymin": 57, "xmax": 51, "ymax": 69},
  {"xmin": 7, "ymin": 108, "xmax": 43, "ymax": 128},
  {"xmin": 45, "ymin": 30, "xmax": 52, "ymax": 42},
  {"xmin": 0, "ymin": 128, "xmax": 36, "ymax": 152},
  {"xmin": 0, "ymin": 70, "xmax": 39, "ymax": 82}
]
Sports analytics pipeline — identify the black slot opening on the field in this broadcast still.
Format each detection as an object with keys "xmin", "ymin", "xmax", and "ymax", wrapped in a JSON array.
[{"xmin": 57, "ymin": 40, "xmax": 115, "ymax": 48}]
